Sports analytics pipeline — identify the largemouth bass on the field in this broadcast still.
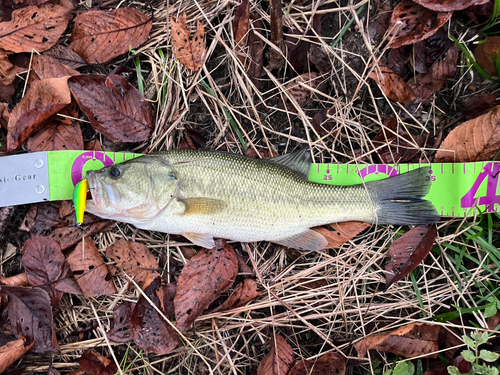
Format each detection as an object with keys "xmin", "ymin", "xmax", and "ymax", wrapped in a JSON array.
[{"xmin": 85, "ymin": 149, "xmax": 439, "ymax": 251}]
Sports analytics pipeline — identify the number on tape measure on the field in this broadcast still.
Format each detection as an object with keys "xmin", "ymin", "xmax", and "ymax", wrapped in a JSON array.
[{"xmin": 461, "ymin": 162, "xmax": 500, "ymax": 213}]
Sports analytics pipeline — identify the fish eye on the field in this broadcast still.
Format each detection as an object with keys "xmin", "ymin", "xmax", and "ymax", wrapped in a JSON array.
[{"xmin": 109, "ymin": 166, "xmax": 122, "ymax": 179}]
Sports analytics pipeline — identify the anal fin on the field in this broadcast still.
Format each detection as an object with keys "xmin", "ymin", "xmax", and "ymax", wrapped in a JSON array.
[
  {"xmin": 182, "ymin": 232, "xmax": 215, "ymax": 249},
  {"xmin": 274, "ymin": 229, "xmax": 328, "ymax": 251}
]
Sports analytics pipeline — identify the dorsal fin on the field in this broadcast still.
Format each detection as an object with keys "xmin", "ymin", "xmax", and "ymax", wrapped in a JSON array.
[{"xmin": 268, "ymin": 148, "xmax": 312, "ymax": 179}]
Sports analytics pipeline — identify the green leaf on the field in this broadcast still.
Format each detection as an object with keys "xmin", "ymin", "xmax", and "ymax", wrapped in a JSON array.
[
  {"xmin": 392, "ymin": 362, "xmax": 410, "ymax": 375},
  {"xmin": 447, "ymin": 366, "xmax": 461, "ymax": 375},
  {"xmin": 407, "ymin": 362, "xmax": 415, "ymax": 375},
  {"xmin": 485, "ymin": 303, "xmax": 498, "ymax": 318},
  {"xmin": 464, "ymin": 335, "xmax": 475, "ymax": 349},
  {"xmin": 462, "ymin": 349, "xmax": 476, "ymax": 363},
  {"xmin": 476, "ymin": 331, "xmax": 490, "ymax": 346},
  {"xmin": 480, "ymin": 350, "xmax": 500, "ymax": 362}
]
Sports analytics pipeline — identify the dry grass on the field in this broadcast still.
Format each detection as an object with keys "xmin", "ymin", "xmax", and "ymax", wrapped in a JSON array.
[{"xmin": 11, "ymin": 0, "xmax": 500, "ymax": 373}]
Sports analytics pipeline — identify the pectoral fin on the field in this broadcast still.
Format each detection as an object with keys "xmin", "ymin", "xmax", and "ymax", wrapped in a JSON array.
[
  {"xmin": 179, "ymin": 198, "xmax": 227, "ymax": 215},
  {"xmin": 274, "ymin": 229, "xmax": 328, "ymax": 251},
  {"xmin": 182, "ymin": 232, "xmax": 216, "ymax": 249}
]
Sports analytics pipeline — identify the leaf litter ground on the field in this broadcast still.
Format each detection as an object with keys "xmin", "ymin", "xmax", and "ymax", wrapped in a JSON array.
[{"xmin": 0, "ymin": 0, "xmax": 500, "ymax": 374}]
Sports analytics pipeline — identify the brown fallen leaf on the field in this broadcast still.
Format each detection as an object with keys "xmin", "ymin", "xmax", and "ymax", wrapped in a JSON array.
[
  {"xmin": 211, "ymin": 279, "xmax": 262, "ymax": 313},
  {"xmin": 475, "ymin": 36, "xmax": 500, "ymax": 76},
  {"xmin": 131, "ymin": 276, "xmax": 178, "ymax": 355},
  {"xmin": 257, "ymin": 335, "xmax": 295, "ymax": 375},
  {"xmin": 26, "ymin": 119, "xmax": 83, "ymax": 152},
  {"xmin": 233, "ymin": 0, "xmax": 250, "ymax": 65},
  {"xmin": 463, "ymin": 94, "xmax": 500, "ymax": 120},
  {"xmin": 45, "ymin": 45, "xmax": 87, "ymax": 69},
  {"xmin": 312, "ymin": 222, "xmax": 371, "ymax": 249},
  {"xmin": 171, "ymin": 14, "xmax": 205, "ymax": 71},
  {"xmin": 0, "ymin": 49, "xmax": 23, "ymax": 86},
  {"xmin": 79, "ymin": 350, "xmax": 117, "ymax": 375},
  {"xmin": 69, "ymin": 8, "xmax": 152, "ymax": 64},
  {"xmin": 281, "ymin": 72, "xmax": 321, "ymax": 108},
  {"xmin": 20, "ymin": 235, "xmax": 82, "ymax": 304},
  {"xmin": 369, "ymin": 64, "xmax": 417, "ymax": 103},
  {"xmin": 31, "ymin": 55, "xmax": 79, "ymax": 80},
  {"xmin": 413, "ymin": 0, "xmax": 489, "ymax": 12},
  {"xmin": 385, "ymin": 225, "xmax": 437, "ymax": 289},
  {"xmin": 311, "ymin": 107, "xmax": 339, "ymax": 136},
  {"xmin": 412, "ymin": 29, "xmax": 453, "ymax": 74},
  {"xmin": 387, "ymin": 0, "xmax": 452, "ymax": 49},
  {"xmin": 354, "ymin": 323, "xmax": 440, "ymax": 358},
  {"xmin": 372, "ymin": 116, "xmax": 424, "ymax": 163},
  {"xmin": 289, "ymin": 352, "xmax": 346, "ymax": 375},
  {"xmin": 7, "ymin": 76, "xmax": 72, "ymax": 151},
  {"xmin": 0, "ymin": 337, "xmax": 34, "ymax": 373},
  {"xmin": 2, "ymin": 286, "xmax": 60, "ymax": 353},
  {"xmin": 68, "ymin": 74, "xmax": 154, "ymax": 142},
  {"xmin": 286, "ymin": 15, "xmax": 321, "ymax": 75},
  {"xmin": 0, "ymin": 273, "xmax": 29, "ymax": 287},
  {"xmin": 105, "ymin": 240, "xmax": 159, "ymax": 288},
  {"xmin": 67, "ymin": 239, "xmax": 117, "ymax": 298},
  {"xmin": 0, "ymin": 3, "xmax": 71, "ymax": 53},
  {"xmin": 107, "ymin": 302, "xmax": 134, "ymax": 343},
  {"xmin": 435, "ymin": 105, "xmax": 500, "ymax": 162},
  {"xmin": 174, "ymin": 239, "xmax": 238, "ymax": 332},
  {"xmin": 266, "ymin": 0, "xmax": 285, "ymax": 70},
  {"xmin": 159, "ymin": 282, "xmax": 176, "ymax": 320},
  {"xmin": 25, "ymin": 201, "xmax": 115, "ymax": 251},
  {"xmin": 487, "ymin": 311, "xmax": 500, "ymax": 330}
]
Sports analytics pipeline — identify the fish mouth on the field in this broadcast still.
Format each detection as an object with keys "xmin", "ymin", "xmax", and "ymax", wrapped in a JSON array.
[{"xmin": 85, "ymin": 171, "xmax": 120, "ymax": 214}]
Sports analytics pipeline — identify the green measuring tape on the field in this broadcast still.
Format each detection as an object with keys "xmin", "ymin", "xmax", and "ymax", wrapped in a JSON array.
[{"xmin": 1, "ymin": 150, "xmax": 498, "ymax": 217}]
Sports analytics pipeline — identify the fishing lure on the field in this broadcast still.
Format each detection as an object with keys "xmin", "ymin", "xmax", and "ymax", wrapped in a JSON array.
[{"xmin": 73, "ymin": 178, "xmax": 88, "ymax": 227}]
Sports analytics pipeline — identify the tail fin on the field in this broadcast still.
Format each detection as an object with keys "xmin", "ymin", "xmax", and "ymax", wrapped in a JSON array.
[{"xmin": 367, "ymin": 168, "xmax": 440, "ymax": 225}]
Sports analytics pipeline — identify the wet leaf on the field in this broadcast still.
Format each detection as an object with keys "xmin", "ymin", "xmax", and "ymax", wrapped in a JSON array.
[
  {"xmin": 211, "ymin": 279, "xmax": 262, "ymax": 313},
  {"xmin": 45, "ymin": 45, "xmax": 87, "ymax": 69},
  {"xmin": 0, "ymin": 337, "xmax": 34, "ymax": 373},
  {"xmin": 20, "ymin": 235, "xmax": 82, "ymax": 304},
  {"xmin": 0, "ymin": 50, "xmax": 23, "ymax": 86},
  {"xmin": 475, "ymin": 36, "xmax": 500, "ymax": 75},
  {"xmin": 373, "ymin": 116, "xmax": 425, "ymax": 163},
  {"xmin": 286, "ymin": 15, "xmax": 321, "ymax": 74},
  {"xmin": 79, "ymin": 350, "xmax": 117, "ymax": 375},
  {"xmin": 107, "ymin": 302, "xmax": 134, "ymax": 343},
  {"xmin": 131, "ymin": 276, "xmax": 178, "ymax": 355},
  {"xmin": 385, "ymin": 225, "xmax": 437, "ymax": 289},
  {"xmin": 174, "ymin": 239, "xmax": 238, "ymax": 332},
  {"xmin": 282, "ymin": 72, "xmax": 321, "ymax": 108},
  {"xmin": 2, "ymin": 286, "xmax": 59, "ymax": 353},
  {"xmin": 233, "ymin": 0, "xmax": 250, "ymax": 65},
  {"xmin": 388, "ymin": 46, "xmax": 410, "ymax": 76},
  {"xmin": 26, "ymin": 119, "xmax": 83, "ymax": 152},
  {"xmin": 387, "ymin": 0, "xmax": 452, "ymax": 49},
  {"xmin": 68, "ymin": 74, "xmax": 154, "ymax": 142},
  {"xmin": 289, "ymin": 352, "xmax": 346, "ymax": 375},
  {"xmin": 369, "ymin": 65, "xmax": 417, "ymax": 103},
  {"xmin": 435, "ymin": 105, "xmax": 500, "ymax": 162},
  {"xmin": 257, "ymin": 335, "xmax": 295, "ymax": 375},
  {"xmin": 171, "ymin": 13, "xmax": 205, "ymax": 71},
  {"xmin": 413, "ymin": 0, "xmax": 489, "ymax": 12},
  {"xmin": 463, "ymin": 94, "xmax": 500, "ymax": 120},
  {"xmin": 266, "ymin": 0, "xmax": 285, "ymax": 70},
  {"xmin": 69, "ymin": 8, "xmax": 152, "ymax": 64},
  {"xmin": 159, "ymin": 282, "xmax": 176, "ymax": 320},
  {"xmin": 67, "ymin": 239, "xmax": 117, "ymax": 297},
  {"xmin": 178, "ymin": 126, "xmax": 207, "ymax": 150},
  {"xmin": 354, "ymin": 323, "xmax": 440, "ymax": 358},
  {"xmin": 31, "ymin": 55, "xmax": 79, "ymax": 80},
  {"xmin": 27, "ymin": 201, "xmax": 114, "ymax": 251},
  {"xmin": 0, "ymin": 273, "xmax": 29, "ymax": 287},
  {"xmin": 0, "ymin": 3, "xmax": 71, "ymax": 53},
  {"xmin": 7, "ymin": 76, "xmax": 71, "ymax": 151},
  {"xmin": 412, "ymin": 29, "xmax": 453, "ymax": 74},
  {"xmin": 311, "ymin": 107, "xmax": 339, "ymax": 136},
  {"xmin": 247, "ymin": 16, "xmax": 264, "ymax": 87},
  {"xmin": 105, "ymin": 240, "xmax": 159, "ymax": 288},
  {"xmin": 312, "ymin": 222, "xmax": 371, "ymax": 249}
]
